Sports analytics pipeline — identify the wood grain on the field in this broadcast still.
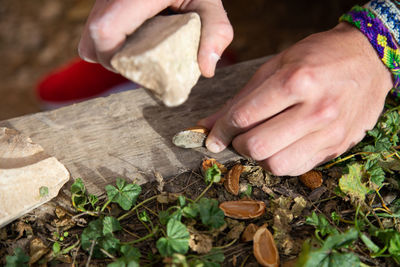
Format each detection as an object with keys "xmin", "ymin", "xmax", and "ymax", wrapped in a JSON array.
[{"xmin": 0, "ymin": 57, "xmax": 268, "ymax": 194}]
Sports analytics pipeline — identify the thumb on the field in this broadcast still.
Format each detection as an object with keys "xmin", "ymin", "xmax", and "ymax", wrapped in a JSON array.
[{"xmin": 180, "ymin": 0, "xmax": 233, "ymax": 77}]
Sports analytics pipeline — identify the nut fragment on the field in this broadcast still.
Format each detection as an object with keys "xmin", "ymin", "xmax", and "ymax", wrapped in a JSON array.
[
  {"xmin": 224, "ymin": 164, "xmax": 244, "ymax": 195},
  {"xmin": 219, "ymin": 200, "xmax": 266, "ymax": 219},
  {"xmin": 241, "ymin": 223, "xmax": 259, "ymax": 242},
  {"xmin": 299, "ymin": 170, "xmax": 323, "ymax": 190},
  {"xmin": 201, "ymin": 158, "xmax": 227, "ymax": 174},
  {"xmin": 253, "ymin": 225, "xmax": 279, "ymax": 267},
  {"xmin": 172, "ymin": 126, "xmax": 209, "ymax": 148}
]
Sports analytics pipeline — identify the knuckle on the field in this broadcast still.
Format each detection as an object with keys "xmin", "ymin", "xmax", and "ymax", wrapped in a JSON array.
[
  {"xmin": 89, "ymin": 19, "xmax": 113, "ymax": 41},
  {"xmin": 281, "ymin": 66, "xmax": 317, "ymax": 98},
  {"xmin": 245, "ymin": 136, "xmax": 269, "ymax": 161},
  {"xmin": 229, "ymin": 108, "xmax": 251, "ymax": 129},
  {"xmin": 312, "ymin": 101, "xmax": 339, "ymax": 123},
  {"xmin": 265, "ymin": 156, "xmax": 290, "ymax": 176},
  {"xmin": 214, "ymin": 22, "xmax": 234, "ymax": 46}
]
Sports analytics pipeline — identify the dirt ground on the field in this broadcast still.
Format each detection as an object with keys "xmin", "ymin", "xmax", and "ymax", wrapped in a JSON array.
[{"xmin": 0, "ymin": 0, "xmax": 361, "ymax": 121}]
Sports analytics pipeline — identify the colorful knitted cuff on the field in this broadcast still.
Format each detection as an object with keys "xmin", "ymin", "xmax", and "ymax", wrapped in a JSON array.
[
  {"xmin": 340, "ymin": 5, "xmax": 400, "ymax": 98},
  {"xmin": 367, "ymin": 0, "xmax": 400, "ymax": 44}
]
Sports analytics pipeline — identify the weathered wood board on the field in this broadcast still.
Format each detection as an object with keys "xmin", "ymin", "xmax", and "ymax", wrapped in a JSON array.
[{"xmin": 0, "ymin": 57, "xmax": 268, "ymax": 195}]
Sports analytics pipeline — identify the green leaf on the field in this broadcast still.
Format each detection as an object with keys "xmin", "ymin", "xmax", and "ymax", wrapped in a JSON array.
[
  {"xmin": 5, "ymin": 248, "xmax": 29, "ymax": 267},
  {"xmin": 89, "ymin": 194, "xmax": 99, "ymax": 208},
  {"xmin": 39, "ymin": 186, "xmax": 49, "ymax": 197},
  {"xmin": 359, "ymin": 233, "xmax": 380, "ymax": 253},
  {"xmin": 297, "ymin": 229, "xmax": 360, "ymax": 267},
  {"xmin": 103, "ymin": 216, "xmax": 122, "ymax": 235},
  {"xmin": 156, "ymin": 219, "xmax": 190, "ymax": 257},
  {"xmin": 240, "ymin": 184, "xmax": 252, "ymax": 198},
  {"xmin": 204, "ymin": 164, "xmax": 221, "ymax": 184},
  {"xmin": 107, "ymin": 245, "xmax": 141, "ymax": 267},
  {"xmin": 305, "ymin": 211, "xmax": 338, "ymax": 237},
  {"xmin": 52, "ymin": 242, "xmax": 61, "ymax": 254},
  {"xmin": 197, "ymin": 198, "xmax": 225, "ymax": 229},
  {"xmin": 106, "ymin": 179, "xmax": 142, "ymax": 210},
  {"xmin": 71, "ymin": 178, "xmax": 88, "ymax": 211},
  {"xmin": 159, "ymin": 210, "xmax": 170, "ymax": 225},
  {"xmin": 339, "ymin": 163, "xmax": 370, "ymax": 203},
  {"xmin": 178, "ymin": 196, "xmax": 186, "ymax": 207},
  {"xmin": 190, "ymin": 248, "xmax": 225, "ymax": 267},
  {"xmin": 388, "ymin": 232, "xmax": 400, "ymax": 264},
  {"xmin": 81, "ymin": 217, "xmax": 121, "ymax": 258},
  {"xmin": 182, "ymin": 203, "xmax": 199, "ymax": 219},
  {"xmin": 139, "ymin": 211, "xmax": 151, "ymax": 223}
]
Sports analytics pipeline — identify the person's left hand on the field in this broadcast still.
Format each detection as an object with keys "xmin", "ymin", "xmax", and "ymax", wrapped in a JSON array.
[{"xmin": 198, "ymin": 23, "xmax": 393, "ymax": 176}]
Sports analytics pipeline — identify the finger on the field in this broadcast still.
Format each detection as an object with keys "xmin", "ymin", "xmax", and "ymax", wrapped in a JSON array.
[
  {"xmin": 258, "ymin": 126, "xmax": 347, "ymax": 176},
  {"xmin": 198, "ymin": 56, "xmax": 280, "ymax": 129},
  {"xmin": 78, "ymin": 0, "xmax": 109, "ymax": 63},
  {"xmin": 205, "ymin": 68, "xmax": 299, "ymax": 153},
  {"xmin": 181, "ymin": 0, "xmax": 233, "ymax": 77},
  {"xmin": 86, "ymin": 0, "xmax": 174, "ymax": 68},
  {"xmin": 232, "ymin": 101, "xmax": 337, "ymax": 161}
]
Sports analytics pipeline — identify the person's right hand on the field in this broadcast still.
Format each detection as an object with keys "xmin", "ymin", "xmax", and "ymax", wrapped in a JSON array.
[{"xmin": 78, "ymin": 0, "xmax": 233, "ymax": 77}]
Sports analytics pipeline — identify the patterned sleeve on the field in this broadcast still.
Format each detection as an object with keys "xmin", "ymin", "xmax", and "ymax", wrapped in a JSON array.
[{"xmin": 367, "ymin": 0, "xmax": 400, "ymax": 44}]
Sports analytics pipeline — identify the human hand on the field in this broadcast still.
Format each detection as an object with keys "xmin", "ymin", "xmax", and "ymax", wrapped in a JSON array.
[
  {"xmin": 199, "ymin": 23, "xmax": 394, "ymax": 176},
  {"xmin": 78, "ymin": 0, "xmax": 233, "ymax": 76}
]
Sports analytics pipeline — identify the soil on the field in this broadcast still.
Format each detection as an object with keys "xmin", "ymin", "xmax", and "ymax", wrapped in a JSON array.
[
  {"xmin": 0, "ymin": 158, "xmax": 393, "ymax": 266},
  {"xmin": 0, "ymin": 0, "xmax": 360, "ymax": 120}
]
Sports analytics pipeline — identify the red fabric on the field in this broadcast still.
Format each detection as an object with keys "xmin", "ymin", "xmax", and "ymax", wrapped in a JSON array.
[{"xmin": 36, "ymin": 58, "xmax": 128, "ymax": 102}]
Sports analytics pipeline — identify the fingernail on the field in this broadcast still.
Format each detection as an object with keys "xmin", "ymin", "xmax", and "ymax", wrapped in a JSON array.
[
  {"xmin": 82, "ymin": 57, "xmax": 96, "ymax": 64},
  {"xmin": 208, "ymin": 52, "xmax": 220, "ymax": 76},
  {"xmin": 206, "ymin": 139, "xmax": 223, "ymax": 153}
]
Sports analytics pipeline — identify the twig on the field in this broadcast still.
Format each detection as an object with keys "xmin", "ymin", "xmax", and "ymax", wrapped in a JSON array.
[
  {"xmin": 118, "ymin": 195, "xmax": 158, "ymax": 221},
  {"xmin": 85, "ymin": 240, "xmax": 96, "ymax": 267},
  {"xmin": 214, "ymin": 239, "xmax": 237, "ymax": 250},
  {"xmin": 194, "ymin": 182, "xmax": 214, "ymax": 202},
  {"xmin": 240, "ymin": 254, "xmax": 250, "ymax": 267},
  {"xmin": 122, "ymin": 226, "xmax": 158, "ymax": 245},
  {"xmin": 100, "ymin": 248, "xmax": 116, "ymax": 259},
  {"xmin": 122, "ymin": 227, "xmax": 141, "ymax": 239}
]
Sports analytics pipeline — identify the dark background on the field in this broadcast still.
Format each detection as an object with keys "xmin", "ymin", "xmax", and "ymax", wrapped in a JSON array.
[{"xmin": 0, "ymin": 0, "xmax": 361, "ymax": 120}]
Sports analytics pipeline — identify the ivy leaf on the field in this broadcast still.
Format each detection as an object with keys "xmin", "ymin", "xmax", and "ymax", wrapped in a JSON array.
[
  {"xmin": 197, "ymin": 198, "xmax": 225, "ymax": 229},
  {"xmin": 5, "ymin": 248, "xmax": 29, "ymax": 267},
  {"xmin": 71, "ymin": 178, "xmax": 88, "ymax": 211},
  {"xmin": 156, "ymin": 219, "xmax": 190, "ymax": 257},
  {"xmin": 204, "ymin": 164, "xmax": 221, "ymax": 184},
  {"xmin": 339, "ymin": 163, "xmax": 370, "ymax": 203},
  {"xmin": 106, "ymin": 179, "xmax": 142, "ymax": 210},
  {"xmin": 107, "ymin": 245, "xmax": 141, "ymax": 267},
  {"xmin": 305, "ymin": 212, "xmax": 338, "ymax": 237},
  {"xmin": 81, "ymin": 217, "xmax": 121, "ymax": 258}
]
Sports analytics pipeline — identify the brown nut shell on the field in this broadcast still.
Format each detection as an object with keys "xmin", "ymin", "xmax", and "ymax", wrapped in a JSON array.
[
  {"xmin": 253, "ymin": 225, "xmax": 279, "ymax": 267},
  {"xmin": 201, "ymin": 158, "xmax": 227, "ymax": 174},
  {"xmin": 241, "ymin": 223, "xmax": 259, "ymax": 242},
  {"xmin": 172, "ymin": 126, "xmax": 209, "ymax": 148},
  {"xmin": 219, "ymin": 200, "xmax": 266, "ymax": 219},
  {"xmin": 224, "ymin": 164, "xmax": 244, "ymax": 195},
  {"xmin": 299, "ymin": 170, "xmax": 323, "ymax": 190}
]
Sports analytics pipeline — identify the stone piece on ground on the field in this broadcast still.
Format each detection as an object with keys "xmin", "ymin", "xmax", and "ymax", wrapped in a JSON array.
[
  {"xmin": 0, "ymin": 127, "xmax": 69, "ymax": 227},
  {"xmin": 111, "ymin": 13, "xmax": 201, "ymax": 107}
]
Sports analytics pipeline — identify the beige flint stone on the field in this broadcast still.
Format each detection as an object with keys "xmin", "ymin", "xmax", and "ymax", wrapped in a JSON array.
[
  {"xmin": 111, "ymin": 13, "xmax": 201, "ymax": 107},
  {"xmin": 0, "ymin": 127, "xmax": 70, "ymax": 227}
]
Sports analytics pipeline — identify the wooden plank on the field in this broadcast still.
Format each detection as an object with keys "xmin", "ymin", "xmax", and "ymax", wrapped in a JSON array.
[{"xmin": 0, "ymin": 57, "xmax": 268, "ymax": 194}]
